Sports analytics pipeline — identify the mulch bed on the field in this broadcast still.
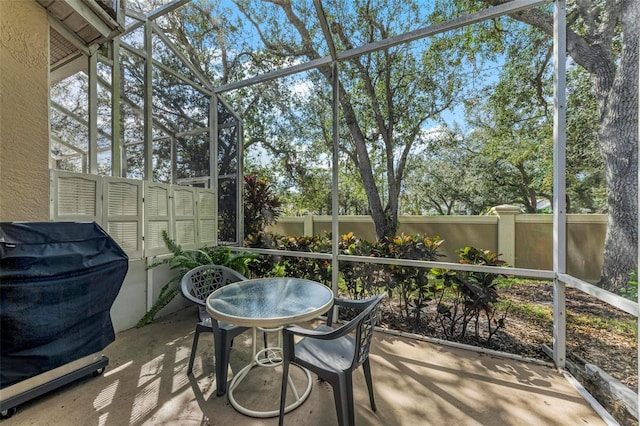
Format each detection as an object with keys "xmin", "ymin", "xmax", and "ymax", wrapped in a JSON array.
[{"xmin": 376, "ymin": 281, "xmax": 637, "ymax": 390}]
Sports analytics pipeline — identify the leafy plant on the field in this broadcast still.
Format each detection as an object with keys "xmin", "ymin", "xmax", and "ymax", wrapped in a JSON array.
[
  {"xmin": 431, "ymin": 247, "xmax": 510, "ymax": 343},
  {"xmin": 268, "ymin": 262, "xmax": 288, "ymax": 277},
  {"xmin": 619, "ymin": 270, "xmax": 638, "ymax": 301},
  {"xmin": 219, "ymin": 175, "xmax": 283, "ymax": 244},
  {"xmin": 247, "ymin": 232, "xmax": 333, "ymax": 283},
  {"xmin": 136, "ymin": 230, "xmax": 257, "ymax": 327},
  {"xmin": 385, "ymin": 234, "xmax": 444, "ymax": 323},
  {"xmin": 338, "ymin": 232, "xmax": 384, "ymax": 299},
  {"xmin": 243, "ymin": 175, "xmax": 283, "ymax": 244}
]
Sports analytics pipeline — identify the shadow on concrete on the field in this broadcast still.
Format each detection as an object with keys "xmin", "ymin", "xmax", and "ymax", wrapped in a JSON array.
[{"xmin": 2, "ymin": 308, "xmax": 606, "ymax": 425}]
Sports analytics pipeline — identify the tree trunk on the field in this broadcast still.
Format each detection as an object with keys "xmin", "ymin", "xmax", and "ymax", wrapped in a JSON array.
[
  {"xmin": 595, "ymin": 26, "xmax": 638, "ymax": 291},
  {"xmin": 333, "ymin": 70, "xmax": 388, "ymax": 239},
  {"xmin": 592, "ymin": 3, "xmax": 638, "ymax": 291},
  {"xmin": 314, "ymin": 64, "xmax": 394, "ymax": 240}
]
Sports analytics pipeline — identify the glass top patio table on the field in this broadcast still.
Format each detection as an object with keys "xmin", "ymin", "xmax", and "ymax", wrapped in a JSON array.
[
  {"xmin": 206, "ymin": 277, "xmax": 334, "ymax": 328},
  {"xmin": 205, "ymin": 277, "xmax": 334, "ymax": 418}
]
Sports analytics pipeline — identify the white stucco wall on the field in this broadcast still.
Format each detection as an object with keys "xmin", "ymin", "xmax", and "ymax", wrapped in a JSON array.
[{"xmin": 0, "ymin": 1, "xmax": 50, "ymax": 221}]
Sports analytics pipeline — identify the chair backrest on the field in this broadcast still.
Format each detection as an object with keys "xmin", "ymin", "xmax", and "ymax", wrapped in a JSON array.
[
  {"xmin": 180, "ymin": 264, "xmax": 247, "ymax": 307},
  {"xmin": 344, "ymin": 292, "xmax": 386, "ymax": 370}
]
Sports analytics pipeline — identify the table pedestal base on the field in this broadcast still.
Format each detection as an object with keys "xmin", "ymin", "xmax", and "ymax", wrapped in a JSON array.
[{"xmin": 227, "ymin": 327, "xmax": 313, "ymax": 418}]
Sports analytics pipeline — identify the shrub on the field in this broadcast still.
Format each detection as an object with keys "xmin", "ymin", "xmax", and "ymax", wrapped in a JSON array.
[
  {"xmin": 619, "ymin": 269, "xmax": 638, "ymax": 301},
  {"xmin": 431, "ymin": 247, "xmax": 510, "ymax": 343},
  {"xmin": 247, "ymin": 233, "xmax": 332, "ymax": 283},
  {"xmin": 137, "ymin": 231, "xmax": 257, "ymax": 327},
  {"xmin": 384, "ymin": 234, "xmax": 444, "ymax": 323},
  {"xmin": 245, "ymin": 230, "xmax": 515, "ymax": 342},
  {"xmin": 338, "ymin": 232, "xmax": 385, "ymax": 299},
  {"xmin": 243, "ymin": 175, "xmax": 282, "ymax": 243}
]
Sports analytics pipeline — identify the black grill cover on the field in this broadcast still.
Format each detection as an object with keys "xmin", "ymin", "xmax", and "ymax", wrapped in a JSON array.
[{"xmin": 0, "ymin": 222, "xmax": 128, "ymax": 388}]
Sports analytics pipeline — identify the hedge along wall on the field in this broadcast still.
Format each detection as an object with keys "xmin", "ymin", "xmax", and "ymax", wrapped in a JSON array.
[{"xmin": 267, "ymin": 212, "xmax": 607, "ymax": 283}]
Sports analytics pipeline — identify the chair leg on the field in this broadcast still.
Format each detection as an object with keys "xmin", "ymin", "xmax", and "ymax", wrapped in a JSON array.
[
  {"xmin": 215, "ymin": 332, "xmax": 232, "ymax": 396},
  {"xmin": 187, "ymin": 326, "xmax": 201, "ymax": 375},
  {"xmin": 278, "ymin": 358, "xmax": 290, "ymax": 426},
  {"xmin": 344, "ymin": 373, "xmax": 355, "ymax": 426},
  {"xmin": 331, "ymin": 374, "xmax": 351, "ymax": 426},
  {"xmin": 362, "ymin": 358, "xmax": 377, "ymax": 411}
]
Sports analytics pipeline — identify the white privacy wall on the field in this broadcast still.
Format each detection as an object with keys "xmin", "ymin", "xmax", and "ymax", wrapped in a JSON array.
[{"xmin": 50, "ymin": 170, "xmax": 217, "ymax": 331}]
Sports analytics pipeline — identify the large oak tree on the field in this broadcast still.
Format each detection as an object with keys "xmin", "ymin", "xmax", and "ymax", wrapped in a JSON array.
[{"xmin": 233, "ymin": 0, "xmax": 467, "ymax": 238}]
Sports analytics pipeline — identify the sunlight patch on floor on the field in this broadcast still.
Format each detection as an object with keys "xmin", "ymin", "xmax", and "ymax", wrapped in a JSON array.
[
  {"xmin": 130, "ymin": 377, "xmax": 161, "ymax": 424},
  {"xmin": 104, "ymin": 360, "xmax": 133, "ymax": 377},
  {"xmin": 93, "ymin": 379, "xmax": 118, "ymax": 410},
  {"xmin": 138, "ymin": 354, "xmax": 164, "ymax": 387},
  {"xmin": 172, "ymin": 368, "xmax": 190, "ymax": 392}
]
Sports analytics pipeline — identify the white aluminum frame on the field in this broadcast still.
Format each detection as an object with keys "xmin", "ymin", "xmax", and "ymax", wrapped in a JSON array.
[{"xmin": 52, "ymin": 1, "xmax": 638, "ymax": 397}]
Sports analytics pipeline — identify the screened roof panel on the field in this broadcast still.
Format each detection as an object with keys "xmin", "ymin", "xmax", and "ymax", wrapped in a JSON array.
[
  {"xmin": 321, "ymin": 1, "xmax": 436, "ymax": 53},
  {"xmin": 127, "ymin": 0, "xmax": 179, "ymax": 14},
  {"xmin": 146, "ymin": 0, "xmax": 331, "ymax": 88}
]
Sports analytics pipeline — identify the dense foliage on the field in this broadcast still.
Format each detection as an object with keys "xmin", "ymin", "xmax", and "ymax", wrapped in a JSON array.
[
  {"xmin": 243, "ymin": 174, "xmax": 283, "ymax": 242},
  {"xmin": 247, "ymin": 230, "xmax": 507, "ymax": 343},
  {"xmin": 432, "ymin": 247, "xmax": 509, "ymax": 342}
]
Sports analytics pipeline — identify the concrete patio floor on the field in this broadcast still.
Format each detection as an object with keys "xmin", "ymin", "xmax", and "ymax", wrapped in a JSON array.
[{"xmin": 4, "ymin": 307, "xmax": 607, "ymax": 426}]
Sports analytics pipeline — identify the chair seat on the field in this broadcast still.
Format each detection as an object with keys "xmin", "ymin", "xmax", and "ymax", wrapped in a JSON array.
[
  {"xmin": 198, "ymin": 315, "xmax": 241, "ymax": 331},
  {"xmin": 295, "ymin": 327, "xmax": 355, "ymax": 373}
]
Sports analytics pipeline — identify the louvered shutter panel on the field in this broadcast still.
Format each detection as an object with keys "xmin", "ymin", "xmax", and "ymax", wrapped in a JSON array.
[
  {"xmin": 103, "ymin": 177, "xmax": 142, "ymax": 259},
  {"xmin": 197, "ymin": 188, "xmax": 216, "ymax": 247},
  {"xmin": 145, "ymin": 182, "xmax": 172, "ymax": 256},
  {"xmin": 51, "ymin": 170, "xmax": 101, "ymax": 223},
  {"xmin": 172, "ymin": 186, "xmax": 197, "ymax": 249}
]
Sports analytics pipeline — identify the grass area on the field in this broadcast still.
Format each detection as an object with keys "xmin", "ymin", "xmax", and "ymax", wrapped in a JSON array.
[
  {"xmin": 497, "ymin": 278, "xmax": 637, "ymax": 341},
  {"xmin": 567, "ymin": 310, "xmax": 637, "ymax": 339},
  {"xmin": 507, "ymin": 299, "xmax": 637, "ymax": 339},
  {"xmin": 507, "ymin": 301, "xmax": 553, "ymax": 326}
]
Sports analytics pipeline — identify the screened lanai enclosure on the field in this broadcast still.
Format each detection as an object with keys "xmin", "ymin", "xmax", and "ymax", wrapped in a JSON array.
[
  {"xmin": 49, "ymin": 0, "xmax": 245, "ymax": 244},
  {"xmin": 43, "ymin": 0, "xmax": 637, "ymax": 420}
]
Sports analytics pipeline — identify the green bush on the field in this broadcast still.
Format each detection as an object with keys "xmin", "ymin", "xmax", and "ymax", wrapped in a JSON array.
[
  {"xmin": 247, "ymin": 232, "xmax": 332, "ymax": 283},
  {"xmin": 338, "ymin": 232, "xmax": 384, "ymax": 299},
  {"xmin": 246, "ymin": 229, "xmax": 515, "ymax": 343},
  {"xmin": 431, "ymin": 247, "xmax": 510, "ymax": 343},
  {"xmin": 137, "ymin": 231, "xmax": 257, "ymax": 327},
  {"xmin": 243, "ymin": 175, "xmax": 282, "ymax": 245},
  {"xmin": 619, "ymin": 270, "xmax": 638, "ymax": 301},
  {"xmin": 384, "ymin": 234, "xmax": 444, "ymax": 323},
  {"xmin": 247, "ymin": 231, "xmax": 446, "ymax": 325}
]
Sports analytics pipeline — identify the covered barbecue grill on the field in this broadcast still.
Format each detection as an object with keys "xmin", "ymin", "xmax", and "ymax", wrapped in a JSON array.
[{"xmin": 0, "ymin": 222, "xmax": 128, "ymax": 418}]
